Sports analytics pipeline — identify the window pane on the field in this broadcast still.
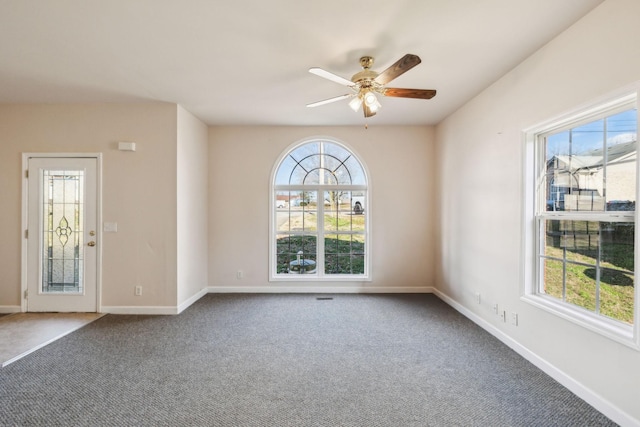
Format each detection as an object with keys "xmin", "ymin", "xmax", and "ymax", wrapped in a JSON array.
[
  {"xmin": 275, "ymin": 156, "xmax": 297, "ymax": 185},
  {"xmin": 323, "ymin": 141, "xmax": 350, "ymax": 160},
  {"xmin": 290, "ymin": 142, "xmax": 320, "ymax": 162},
  {"xmin": 276, "ymin": 235, "xmax": 317, "ymax": 274},
  {"xmin": 542, "ymin": 258, "xmax": 564, "ymax": 299},
  {"xmin": 606, "ymin": 110, "xmax": 636, "ymax": 208},
  {"xmin": 556, "ymin": 220, "xmax": 599, "ymax": 264},
  {"xmin": 565, "ymin": 262, "xmax": 596, "ymax": 312},
  {"xmin": 344, "ymin": 156, "xmax": 366, "ymax": 185},
  {"xmin": 286, "ymin": 191, "xmax": 317, "ymax": 231},
  {"xmin": 601, "ymin": 222, "xmax": 634, "ymax": 271},
  {"xmin": 322, "ymin": 155, "xmax": 343, "ymax": 176},
  {"xmin": 569, "ymin": 120, "xmax": 605, "ymax": 211},
  {"xmin": 275, "ymin": 191, "xmax": 290, "ymax": 210},
  {"xmin": 302, "ymin": 211, "xmax": 317, "ymax": 231},
  {"xmin": 599, "ymin": 222, "xmax": 635, "ymax": 324},
  {"xmin": 324, "ymin": 234, "xmax": 365, "ymax": 274},
  {"xmin": 324, "ymin": 210, "xmax": 337, "ymax": 232},
  {"xmin": 600, "ymin": 268, "xmax": 634, "ymax": 324},
  {"xmin": 545, "ymin": 108, "xmax": 637, "ymax": 212},
  {"xmin": 541, "ymin": 220, "xmax": 635, "ymax": 323},
  {"xmin": 333, "ymin": 164, "xmax": 352, "ymax": 185},
  {"xmin": 323, "ymin": 191, "xmax": 367, "ymax": 232},
  {"xmin": 276, "ymin": 211, "xmax": 290, "ymax": 232},
  {"xmin": 299, "ymin": 154, "xmax": 321, "ymax": 177}
]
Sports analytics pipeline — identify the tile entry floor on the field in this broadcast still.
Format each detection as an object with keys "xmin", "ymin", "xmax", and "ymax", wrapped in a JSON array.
[{"xmin": 0, "ymin": 312, "xmax": 104, "ymax": 367}]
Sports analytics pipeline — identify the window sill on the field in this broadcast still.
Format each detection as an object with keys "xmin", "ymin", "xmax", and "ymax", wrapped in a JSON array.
[{"xmin": 522, "ymin": 294, "xmax": 639, "ymax": 350}]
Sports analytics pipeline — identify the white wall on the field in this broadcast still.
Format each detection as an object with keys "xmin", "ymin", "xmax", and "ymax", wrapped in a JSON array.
[
  {"xmin": 435, "ymin": 0, "xmax": 640, "ymax": 424},
  {"xmin": 177, "ymin": 105, "xmax": 209, "ymax": 307},
  {"xmin": 0, "ymin": 103, "xmax": 180, "ymax": 311},
  {"xmin": 208, "ymin": 125, "xmax": 436, "ymax": 291}
]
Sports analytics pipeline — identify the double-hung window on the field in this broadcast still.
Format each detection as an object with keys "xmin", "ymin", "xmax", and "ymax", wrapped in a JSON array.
[
  {"xmin": 525, "ymin": 91, "xmax": 638, "ymax": 346},
  {"xmin": 270, "ymin": 139, "xmax": 369, "ymax": 281}
]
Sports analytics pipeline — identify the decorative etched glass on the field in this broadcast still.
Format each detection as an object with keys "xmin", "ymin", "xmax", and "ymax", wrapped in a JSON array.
[{"xmin": 42, "ymin": 170, "xmax": 84, "ymax": 293}]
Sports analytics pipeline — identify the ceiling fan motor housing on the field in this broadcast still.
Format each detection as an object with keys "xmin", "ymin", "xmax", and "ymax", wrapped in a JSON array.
[{"xmin": 352, "ymin": 56, "xmax": 378, "ymax": 87}]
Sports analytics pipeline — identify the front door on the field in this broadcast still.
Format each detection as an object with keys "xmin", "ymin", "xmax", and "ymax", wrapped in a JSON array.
[{"xmin": 26, "ymin": 157, "xmax": 98, "ymax": 312}]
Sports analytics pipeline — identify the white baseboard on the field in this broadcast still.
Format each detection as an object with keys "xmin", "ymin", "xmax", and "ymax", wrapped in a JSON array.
[
  {"xmin": 100, "ymin": 288, "xmax": 210, "ymax": 315},
  {"xmin": 206, "ymin": 285, "xmax": 435, "ymax": 294},
  {"xmin": 99, "ymin": 287, "xmax": 433, "ymax": 314},
  {"xmin": 100, "ymin": 306, "xmax": 179, "ymax": 315},
  {"xmin": 432, "ymin": 288, "xmax": 639, "ymax": 427},
  {"xmin": 0, "ymin": 306, "xmax": 21, "ymax": 314},
  {"xmin": 177, "ymin": 288, "xmax": 209, "ymax": 314}
]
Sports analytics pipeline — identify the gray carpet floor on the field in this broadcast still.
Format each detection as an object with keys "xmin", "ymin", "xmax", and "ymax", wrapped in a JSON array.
[{"xmin": 0, "ymin": 294, "xmax": 616, "ymax": 426}]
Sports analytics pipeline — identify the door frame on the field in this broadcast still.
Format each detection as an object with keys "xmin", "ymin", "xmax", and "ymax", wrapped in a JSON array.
[{"xmin": 21, "ymin": 153, "xmax": 103, "ymax": 312}]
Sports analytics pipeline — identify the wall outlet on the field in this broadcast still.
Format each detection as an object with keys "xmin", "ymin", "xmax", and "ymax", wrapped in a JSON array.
[
  {"xmin": 236, "ymin": 270, "xmax": 243, "ymax": 279},
  {"xmin": 493, "ymin": 303, "xmax": 499, "ymax": 315},
  {"xmin": 135, "ymin": 286, "xmax": 142, "ymax": 296},
  {"xmin": 511, "ymin": 312, "xmax": 519, "ymax": 326},
  {"xmin": 474, "ymin": 292, "xmax": 481, "ymax": 304}
]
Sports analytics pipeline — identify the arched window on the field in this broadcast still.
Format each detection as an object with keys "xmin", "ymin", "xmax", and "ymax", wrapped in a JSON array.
[{"xmin": 270, "ymin": 138, "xmax": 369, "ymax": 280}]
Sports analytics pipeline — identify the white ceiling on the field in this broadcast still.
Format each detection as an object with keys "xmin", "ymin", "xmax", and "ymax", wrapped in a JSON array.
[{"xmin": 0, "ymin": 0, "xmax": 603, "ymax": 126}]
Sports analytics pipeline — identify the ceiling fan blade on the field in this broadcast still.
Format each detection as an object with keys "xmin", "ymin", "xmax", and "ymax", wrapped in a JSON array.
[
  {"xmin": 309, "ymin": 68, "xmax": 354, "ymax": 86},
  {"xmin": 363, "ymin": 103, "xmax": 376, "ymax": 118},
  {"xmin": 383, "ymin": 88, "xmax": 436, "ymax": 99},
  {"xmin": 374, "ymin": 54, "xmax": 421, "ymax": 85},
  {"xmin": 306, "ymin": 94, "xmax": 353, "ymax": 108}
]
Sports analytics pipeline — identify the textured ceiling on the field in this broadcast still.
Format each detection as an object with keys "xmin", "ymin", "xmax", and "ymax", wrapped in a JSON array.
[{"xmin": 0, "ymin": 0, "xmax": 604, "ymax": 126}]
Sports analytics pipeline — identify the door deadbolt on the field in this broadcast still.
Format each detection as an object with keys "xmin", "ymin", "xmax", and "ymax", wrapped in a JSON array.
[{"xmin": 88, "ymin": 241, "xmax": 96, "ymax": 247}]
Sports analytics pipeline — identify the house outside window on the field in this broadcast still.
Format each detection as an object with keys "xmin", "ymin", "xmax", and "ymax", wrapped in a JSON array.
[
  {"xmin": 270, "ymin": 138, "xmax": 369, "ymax": 281},
  {"xmin": 524, "ymin": 91, "xmax": 639, "ymax": 347}
]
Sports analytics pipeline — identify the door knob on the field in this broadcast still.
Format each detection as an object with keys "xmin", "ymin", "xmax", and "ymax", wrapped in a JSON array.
[{"xmin": 88, "ymin": 241, "xmax": 96, "ymax": 247}]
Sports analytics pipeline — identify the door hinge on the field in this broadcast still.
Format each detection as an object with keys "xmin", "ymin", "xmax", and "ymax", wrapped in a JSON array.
[
  {"xmin": 24, "ymin": 289, "xmax": 28, "ymax": 299},
  {"xmin": 25, "ymin": 169, "xmax": 29, "ymax": 178}
]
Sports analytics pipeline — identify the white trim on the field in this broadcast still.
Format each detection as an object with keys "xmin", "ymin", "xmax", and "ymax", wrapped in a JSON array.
[
  {"xmin": 177, "ymin": 288, "xmax": 209, "ymax": 314},
  {"xmin": 522, "ymin": 293, "xmax": 637, "ymax": 349},
  {"xmin": 433, "ymin": 288, "xmax": 640, "ymax": 427},
  {"xmin": 97, "ymin": 286, "xmax": 435, "ymax": 314},
  {"xmin": 207, "ymin": 286, "xmax": 434, "ymax": 294},
  {"xmin": 21, "ymin": 153, "xmax": 103, "ymax": 314},
  {"xmin": 101, "ymin": 306, "xmax": 180, "ymax": 315}
]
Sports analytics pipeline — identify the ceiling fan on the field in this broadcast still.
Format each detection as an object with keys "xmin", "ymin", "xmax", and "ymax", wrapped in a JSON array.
[{"xmin": 307, "ymin": 54, "xmax": 436, "ymax": 118}]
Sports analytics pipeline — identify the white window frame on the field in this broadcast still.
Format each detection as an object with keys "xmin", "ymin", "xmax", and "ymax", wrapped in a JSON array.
[
  {"xmin": 269, "ymin": 137, "xmax": 371, "ymax": 282},
  {"xmin": 522, "ymin": 88, "xmax": 640, "ymax": 349}
]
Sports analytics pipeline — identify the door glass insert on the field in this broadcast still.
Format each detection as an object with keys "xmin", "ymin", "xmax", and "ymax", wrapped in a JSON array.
[{"xmin": 41, "ymin": 169, "xmax": 84, "ymax": 294}]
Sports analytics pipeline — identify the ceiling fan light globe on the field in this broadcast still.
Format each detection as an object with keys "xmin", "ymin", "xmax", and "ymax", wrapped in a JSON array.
[
  {"xmin": 349, "ymin": 96, "xmax": 363, "ymax": 112},
  {"xmin": 364, "ymin": 92, "xmax": 377, "ymax": 106}
]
